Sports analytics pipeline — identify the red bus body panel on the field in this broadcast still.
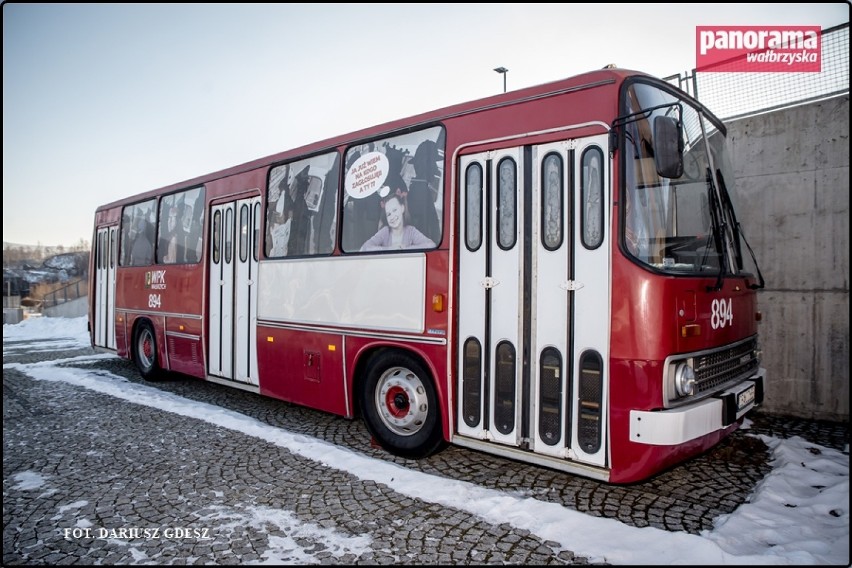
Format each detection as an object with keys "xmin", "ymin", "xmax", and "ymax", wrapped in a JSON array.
[{"xmin": 88, "ymin": 68, "xmax": 762, "ymax": 484}]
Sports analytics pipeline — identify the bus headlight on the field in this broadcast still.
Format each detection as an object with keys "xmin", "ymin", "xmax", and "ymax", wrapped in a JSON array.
[{"xmin": 674, "ymin": 363, "xmax": 696, "ymax": 397}]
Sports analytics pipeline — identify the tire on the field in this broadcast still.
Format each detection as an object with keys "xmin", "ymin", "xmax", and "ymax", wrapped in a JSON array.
[
  {"xmin": 359, "ymin": 350, "xmax": 445, "ymax": 459},
  {"xmin": 133, "ymin": 320, "xmax": 162, "ymax": 381}
]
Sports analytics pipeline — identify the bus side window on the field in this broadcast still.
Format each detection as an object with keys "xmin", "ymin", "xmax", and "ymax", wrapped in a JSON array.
[
  {"xmin": 581, "ymin": 147, "xmax": 604, "ymax": 250},
  {"xmin": 541, "ymin": 152, "xmax": 564, "ymax": 251},
  {"xmin": 224, "ymin": 207, "xmax": 233, "ymax": 264},
  {"xmin": 239, "ymin": 202, "xmax": 249, "ymax": 263},
  {"xmin": 465, "ymin": 162, "xmax": 483, "ymax": 251},
  {"xmin": 212, "ymin": 209, "xmax": 221, "ymax": 264},
  {"xmin": 253, "ymin": 201, "xmax": 260, "ymax": 261},
  {"xmin": 120, "ymin": 210, "xmax": 133, "ymax": 266},
  {"xmin": 496, "ymin": 157, "xmax": 517, "ymax": 250}
]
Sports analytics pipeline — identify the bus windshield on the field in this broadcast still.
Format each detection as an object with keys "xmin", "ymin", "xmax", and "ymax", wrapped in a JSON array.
[{"xmin": 621, "ymin": 81, "xmax": 759, "ymax": 280}]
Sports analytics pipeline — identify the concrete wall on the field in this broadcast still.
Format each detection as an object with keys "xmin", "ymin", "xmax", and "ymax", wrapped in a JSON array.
[
  {"xmin": 726, "ymin": 95, "xmax": 849, "ymax": 421},
  {"xmin": 42, "ymin": 296, "xmax": 88, "ymax": 318},
  {"xmin": 3, "ymin": 308, "xmax": 24, "ymax": 325}
]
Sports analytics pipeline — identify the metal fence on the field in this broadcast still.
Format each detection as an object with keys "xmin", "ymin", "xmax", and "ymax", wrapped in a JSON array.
[
  {"xmin": 664, "ymin": 22, "xmax": 849, "ymax": 121},
  {"xmin": 43, "ymin": 278, "xmax": 88, "ymax": 309}
]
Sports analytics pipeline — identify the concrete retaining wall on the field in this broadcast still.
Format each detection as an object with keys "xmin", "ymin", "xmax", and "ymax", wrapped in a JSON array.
[
  {"xmin": 3, "ymin": 308, "xmax": 24, "ymax": 325},
  {"xmin": 726, "ymin": 95, "xmax": 849, "ymax": 421},
  {"xmin": 42, "ymin": 296, "xmax": 88, "ymax": 319}
]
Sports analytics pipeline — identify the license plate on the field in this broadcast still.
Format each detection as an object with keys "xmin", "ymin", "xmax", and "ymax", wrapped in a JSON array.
[{"xmin": 737, "ymin": 384, "xmax": 756, "ymax": 411}]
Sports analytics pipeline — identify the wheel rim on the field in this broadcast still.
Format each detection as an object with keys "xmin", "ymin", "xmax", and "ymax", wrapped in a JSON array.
[
  {"xmin": 375, "ymin": 366, "xmax": 429, "ymax": 437},
  {"xmin": 137, "ymin": 328, "xmax": 154, "ymax": 371}
]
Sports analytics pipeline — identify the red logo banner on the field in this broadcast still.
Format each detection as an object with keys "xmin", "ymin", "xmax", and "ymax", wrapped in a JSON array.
[{"xmin": 696, "ymin": 26, "xmax": 821, "ymax": 72}]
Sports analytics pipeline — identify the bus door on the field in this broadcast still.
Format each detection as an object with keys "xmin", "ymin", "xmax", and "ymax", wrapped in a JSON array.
[
  {"xmin": 533, "ymin": 135, "xmax": 610, "ymax": 467},
  {"xmin": 208, "ymin": 197, "xmax": 260, "ymax": 386},
  {"xmin": 93, "ymin": 226, "xmax": 117, "ymax": 350},
  {"xmin": 458, "ymin": 148, "xmax": 524, "ymax": 448},
  {"xmin": 457, "ymin": 134, "xmax": 610, "ymax": 468}
]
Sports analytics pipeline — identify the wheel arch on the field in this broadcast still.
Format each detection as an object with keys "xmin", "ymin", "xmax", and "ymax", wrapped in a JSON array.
[
  {"xmin": 350, "ymin": 342, "xmax": 448, "ymax": 442},
  {"xmin": 130, "ymin": 316, "xmax": 154, "ymax": 366},
  {"xmin": 130, "ymin": 316, "xmax": 167, "ymax": 377}
]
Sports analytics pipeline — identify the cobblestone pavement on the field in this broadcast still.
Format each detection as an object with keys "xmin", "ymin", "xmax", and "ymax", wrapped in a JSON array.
[{"xmin": 3, "ymin": 338, "xmax": 849, "ymax": 565}]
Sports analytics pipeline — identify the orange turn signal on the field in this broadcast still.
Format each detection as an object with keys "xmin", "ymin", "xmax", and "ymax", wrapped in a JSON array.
[{"xmin": 681, "ymin": 324, "xmax": 701, "ymax": 338}]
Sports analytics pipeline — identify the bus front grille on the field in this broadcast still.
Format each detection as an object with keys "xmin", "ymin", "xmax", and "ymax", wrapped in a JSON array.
[{"xmin": 693, "ymin": 337, "xmax": 760, "ymax": 395}]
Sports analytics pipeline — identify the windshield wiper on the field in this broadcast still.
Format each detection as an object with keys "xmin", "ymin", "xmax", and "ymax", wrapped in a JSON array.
[
  {"xmin": 716, "ymin": 169, "xmax": 765, "ymax": 290},
  {"xmin": 697, "ymin": 227, "xmax": 716, "ymax": 273},
  {"xmin": 705, "ymin": 167, "xmax": 726, "ymax": 292}
]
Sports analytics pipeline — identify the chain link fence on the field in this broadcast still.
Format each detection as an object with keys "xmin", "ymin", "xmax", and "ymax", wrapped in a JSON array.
[{"xmin": 664, "ymin": 22, "xmax": 849, "ymax": 121}]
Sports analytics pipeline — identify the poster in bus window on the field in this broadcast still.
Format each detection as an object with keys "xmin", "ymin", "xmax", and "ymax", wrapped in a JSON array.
[
  {"xmin": 123, "ymin": 200, "xmax": 156, "ymax": 266},
  {"xmin": 265, "ymin": 152, "xmax": 339, "ymax": 258},
  {"xmin": 181, "ymin": 188, "xmax": 204, "ymax": 263},
  {"xmin": 157, "ymin": 193, "xmax": 182, "ymax": 264},
  {"xmin": 342, "ymin": 126, "xmax": 445, "ymax": 253}
]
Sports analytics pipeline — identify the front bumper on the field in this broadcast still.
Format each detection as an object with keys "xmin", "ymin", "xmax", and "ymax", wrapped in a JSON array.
[{"xmin": 629, "ymin": 369, "xmax": 765, "ymax": 446}]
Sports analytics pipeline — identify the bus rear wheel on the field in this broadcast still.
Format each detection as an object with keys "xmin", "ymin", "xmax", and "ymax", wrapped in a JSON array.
[
  {"xmin": 133, "ymin": 320, "xmax": 162, "ymax": 381},
  {"xmin": 360, "ymin": 351, "xmax": 444, "ymax": 459}
]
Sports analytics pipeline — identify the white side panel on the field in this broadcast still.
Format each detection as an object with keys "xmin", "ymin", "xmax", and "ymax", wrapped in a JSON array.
[
  {"xmin": 456, "ymin": 155, "xmax": 487, "ymax": 439},
  {"xmin": 257, "ymin": 254, "xmax": 426, "ymax": 333},
  {"xmin": 220, "ymin": 206, "xmax": 235, "ymax": 379},
  {"xmin": 455, "ymin": 149, "xmax": 524, "ymax": 446},
  {"xmin": 94, "ymin": 227, "xmax": 117, "ymax": 350},
  {"xmin": 531, "ymin": 142, "xmax": 571, "ymax": 457},
  {"xmin": 234, "ymin": 198, "xmax": 260, "ymax": 385},
  {"xmin": 487, "ymin": 148, "xmax": 523, "ymax": 446},
  {"xmin": 95, "ymin": 228, "xmax": 108, "ymax": 348},
  {"xmin": 208, "ymin": 203, "xmax": 235, "ymax": 379},
  {"xmin": 106, "ymin": 226, "xmax": 117, "ymax": 350},
  {"xmin": 570, "ymin": 135, "xmax": 611, "ymax": 467},
  {"xmin": 208, "ymin": 207, "xmax": 223, "ymax": 376}
]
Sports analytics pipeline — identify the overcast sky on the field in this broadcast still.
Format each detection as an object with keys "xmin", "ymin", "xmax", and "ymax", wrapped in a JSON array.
[
  {"xmin": 3, "ymin": 3, "xmax": 849, "ymax": 247},
  {"xmin": 4, "ymin": 315, "xmax": 850, "ymax": 564}
]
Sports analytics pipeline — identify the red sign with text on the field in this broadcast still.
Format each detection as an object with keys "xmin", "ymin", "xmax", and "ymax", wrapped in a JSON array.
[{"xmin": 696, "ymin": 26, "xmax": 821, "ymax": 72}]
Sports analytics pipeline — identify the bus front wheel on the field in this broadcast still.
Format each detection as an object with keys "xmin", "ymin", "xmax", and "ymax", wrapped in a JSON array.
[
  {"xmin": 360, "ymin": 351, "xmax": 444, "ymax": 459},
  {"xmin": 133, "ymin": 320, "xmax": 162, "ymax": 381}
]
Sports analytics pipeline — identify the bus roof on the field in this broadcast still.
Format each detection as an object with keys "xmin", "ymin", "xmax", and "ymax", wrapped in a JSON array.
[{"xmin": 96, "ymin": 67, "xmax": 656, "ymax": 213}]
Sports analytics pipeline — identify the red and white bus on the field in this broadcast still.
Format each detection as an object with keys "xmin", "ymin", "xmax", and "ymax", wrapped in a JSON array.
[{"xmin": 89, "ymin": 67, "xmax": 765, "ymax": 483}]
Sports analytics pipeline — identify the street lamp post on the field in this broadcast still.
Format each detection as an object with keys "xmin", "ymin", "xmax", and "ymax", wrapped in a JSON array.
[{"xmin": 494, "ymin": 66, "xmax": 508, "ymax": 93}]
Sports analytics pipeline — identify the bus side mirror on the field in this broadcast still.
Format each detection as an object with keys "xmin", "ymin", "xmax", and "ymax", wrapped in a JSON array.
[{"xmin": 653, "ymin": 116, "xmax": 684, "ymax": 179}]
